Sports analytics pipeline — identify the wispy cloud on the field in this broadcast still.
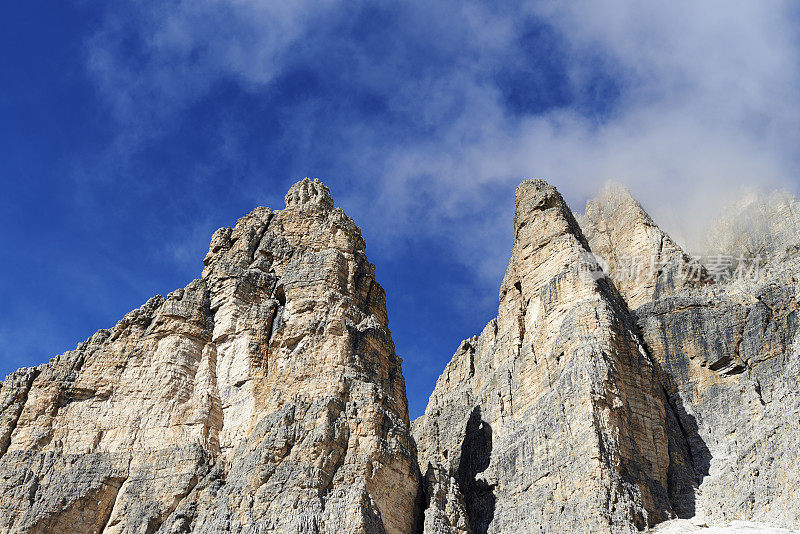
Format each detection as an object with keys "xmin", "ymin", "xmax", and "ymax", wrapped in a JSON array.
[
  {"xmin": 84, "ymin": 0, "xmax": 800, "ymax": 283},
  {"xmin": 87, "ymin": 1, "xmax": 339, "ymax": 122}
]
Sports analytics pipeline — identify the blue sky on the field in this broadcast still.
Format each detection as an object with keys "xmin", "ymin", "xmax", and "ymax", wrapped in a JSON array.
[{"xmin": 2, "ymin": 1, "xmax": 800, "ymax": 418}]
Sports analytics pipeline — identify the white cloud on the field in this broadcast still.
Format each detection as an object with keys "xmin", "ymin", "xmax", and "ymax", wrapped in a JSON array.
[
  {"xmin": 86, "ymin": 0, "xmax": 346, "ymax": 141},
  {"xmin": 85, "ymin": 0, "xmax": 800, "ymax": 284},
  {"xmin": 362, "ymin": 1, "xmax": 800, "ymax": 259}
]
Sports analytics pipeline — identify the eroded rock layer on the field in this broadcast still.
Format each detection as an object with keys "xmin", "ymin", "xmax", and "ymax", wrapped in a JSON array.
[
  {"xmin": 578, "ymin": 182, "xmax": 709, "ymax": 309},
  {"xmin": 581, "ymin": 186, "xmax": 800, "ymax": 530},
  {"xmin": 413, "ymin": 180, "xmax": 693, "ymax": 533},
  {"xmin": 0, "ymin": 178, "xmax": 419, "ymax": 534}
]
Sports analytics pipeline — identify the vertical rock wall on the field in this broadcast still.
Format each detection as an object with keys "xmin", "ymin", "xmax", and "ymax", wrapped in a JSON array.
[
  {"xmin": 581, "ymin": 185, "xmax": 800, "ymax": 530},
  {"xmin": 414, "ymin": 180, "xmax": 689, "ymax": 533},
  {"xmin": 0, "ymin": 178, "xmax": 419, "ymax": 534}
]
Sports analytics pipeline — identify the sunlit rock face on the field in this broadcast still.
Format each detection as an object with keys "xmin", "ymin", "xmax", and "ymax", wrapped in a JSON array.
[
  {"xmin": 413, "ymin": 180, "xmax": 692, "ymax": 534},
  {"xmin": 414, "ymin": 179, "xmax": 800, "ymax": 533},
  {"xmin": 2, "ymin": 176, "xmax": 800, "ymax": 534},
  {"xmin": 578, "ymin": 182, "xmax": 710, "ymax": 310},
  {"xmin": 0, "ymin": 178, "xmax": 420, "ymax": 534},
  {"xmin": 580, "ymin": 184, "xmax": 800, "ymax": 530}
]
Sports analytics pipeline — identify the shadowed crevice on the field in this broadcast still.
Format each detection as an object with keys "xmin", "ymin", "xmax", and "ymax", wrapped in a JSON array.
[{"xmin": 457, "ymin": 406, "xmax": 495, "ymax": 534}]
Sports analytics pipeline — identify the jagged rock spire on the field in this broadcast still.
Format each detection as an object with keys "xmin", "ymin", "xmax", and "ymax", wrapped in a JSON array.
[
  {"xmin": 578, "ymin": 181, "xmax": 709, "ymax": 309},
  {"xmin": 0, "ymin": 179, "xmax": 419, "ymax": 534},
  {"xmin": 414, "ymin": 179, "xmax": 684, "ymax": 533},
  {"xmin": 284, "ymin": 177, "xmax": 334, "ymax": 210}
]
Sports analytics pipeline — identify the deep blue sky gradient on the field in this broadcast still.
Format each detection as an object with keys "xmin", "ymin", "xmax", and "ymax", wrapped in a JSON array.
[{"xmin": 2, "ymin": 2, "xmax": 798, "ymax": 418}]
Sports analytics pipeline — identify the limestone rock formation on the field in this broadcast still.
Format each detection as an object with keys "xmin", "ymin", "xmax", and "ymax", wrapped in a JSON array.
[
  {"xmin": 704, "ymin": 189, "xmax": 800, "ymax": 265},
  {"xmin": 414, "ymin": 179, "xmax": 800, "ymax": 533},
  {"xmin": 3, "ymin": 176, "xmax": 800, "ymax": 534},
  {"xmin": 580, "ymin": 185, "xmax": 800, "ymax": 530},
  {"xmin": 413, "ymin": 180, "xmax": 693, "ymax": 533},
  {"xmin": 0, "ymin": 178, "xmax": 419, "ymax": 534},
  {"xmin": 632, "ymin": 256, "xmax": 800, "ymax": 529},
  {"xmin": 578, "ymin": 182, "xmax": 709, "ymax": 309}
]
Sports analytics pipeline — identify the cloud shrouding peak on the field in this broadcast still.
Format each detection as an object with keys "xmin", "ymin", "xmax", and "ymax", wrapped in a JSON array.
[{"xmin": 86, "ymin": 0, "xmax": 800, "ymax": 279}]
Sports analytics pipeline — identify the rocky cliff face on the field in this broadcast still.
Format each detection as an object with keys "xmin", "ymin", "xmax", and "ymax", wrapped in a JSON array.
[
  {"xmin": 2, "ymin": 177, "xmax": 800, "ymax": 533},
  {"xmin": 581, "ymin": 184, "xmax": 800, "ymax": 529},
  {"xmin": 414, "ymin": 180, "xmax": 800, "ymax": 533},
  {"xmin": 578, "ymin": 182, "xmax": 709, "ymax": 310},
  {"xmin": 0, "ymin": 178, "xmax": 419, "ymax": 534},
  {"xmin": 413, "ymin": 181, "xmax": 694, "ymax": 533}
]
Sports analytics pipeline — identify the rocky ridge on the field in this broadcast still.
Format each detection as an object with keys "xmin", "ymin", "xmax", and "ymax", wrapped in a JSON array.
[
  {"xmin": 2, "ymin": 177, "xmax": 800, "ymax": 533},
  {"xmin": 413, "ymin": 181, "xmax": 696, "ymax": 533},
  {"xmin": 580, "ymin": 184, "xmax": 800, "ymax": 528},
  {"xmin": 578, "ymin": 182, "xmax": 710, "ymax": 309},
  {"xmin": 0, "ymin": 178, "xmax": 419, "ymax": 533}
]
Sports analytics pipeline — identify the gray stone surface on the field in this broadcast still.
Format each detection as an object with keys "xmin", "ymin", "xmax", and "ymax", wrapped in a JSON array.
[
  {"xmin": 0, "ymin": 178, "xmax": 419, "ymax": 534},
  {"xmin": 3, "ymin": 177, "xmax": 800, "ymax": 533},
  {"xmin": 413, "ymin": 180, "xmax": 693, "ymax": 533},
  {"xmin": 634, "ymin": 258, "xmax": 800, "ymax": 529},
  {"xmin": 582, "ymin": 186, "xmax": 800, "ymax": 530}
]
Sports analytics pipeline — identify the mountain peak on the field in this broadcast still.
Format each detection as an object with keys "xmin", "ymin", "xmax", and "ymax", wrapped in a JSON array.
[
  {"xmin": 0, "ymin": 178, "xmax": 418, "ymax": 533},
  {"xmin": 579, "ymin": 181, "xmax": 708, "ymax": 308},
  {"xmin": 417, "ymin": 178, "xmax": 676, "ymax": 532},
  {"xmin": 284, "ymin": 177, "xmax": 334, "ymax": 210},
  {"xmin": 591, "ymin": 181, "xmax": 654, "ymax": 223}
]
